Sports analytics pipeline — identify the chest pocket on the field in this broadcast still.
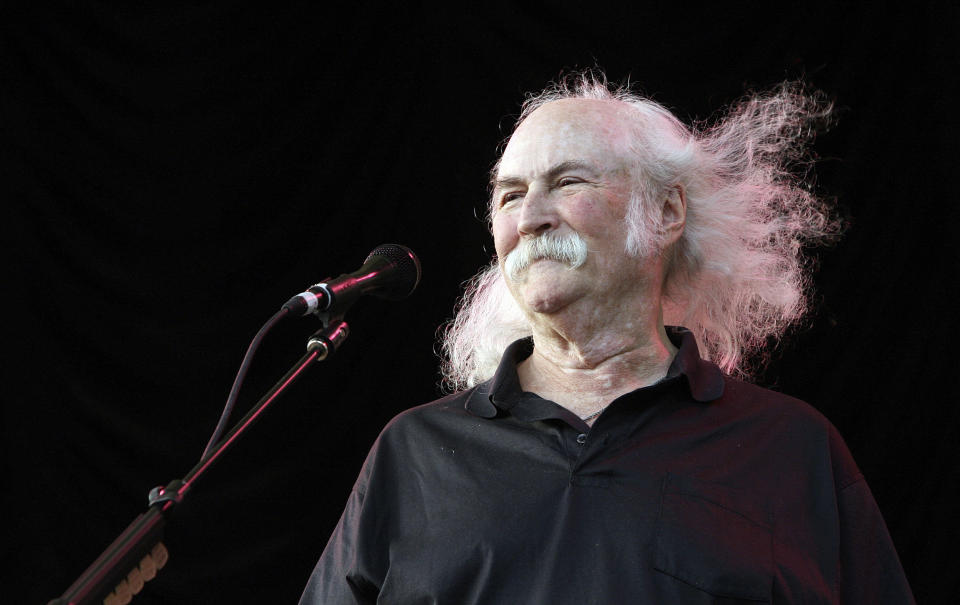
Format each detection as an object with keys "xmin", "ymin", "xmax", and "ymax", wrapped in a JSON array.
[{"xmin": 654, "ymin": 473, "xmax": 773, "ymax": 602}]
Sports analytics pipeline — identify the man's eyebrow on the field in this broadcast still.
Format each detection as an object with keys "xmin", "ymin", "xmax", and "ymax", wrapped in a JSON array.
[
  {"xmin": 490, "ymin": 175, "xmax": 525, "ymax": 191},
  {"xmin": 491, "ymin": 160, "xmax": 601, "ymax": 190}
]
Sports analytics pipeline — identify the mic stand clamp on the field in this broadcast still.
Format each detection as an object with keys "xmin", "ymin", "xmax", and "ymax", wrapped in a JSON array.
[
  {"xmin": 147, "ymin": 480, "xmax": 184, "ymax": 508},
  {"xmin": 307, "ymin": 318, "xmax": 349, "ymax": 360}
]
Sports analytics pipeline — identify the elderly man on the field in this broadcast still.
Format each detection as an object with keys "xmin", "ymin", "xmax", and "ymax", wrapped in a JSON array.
[{"xmin": 300, "ymin": 75, "xmax": 914, "ymax": 603}]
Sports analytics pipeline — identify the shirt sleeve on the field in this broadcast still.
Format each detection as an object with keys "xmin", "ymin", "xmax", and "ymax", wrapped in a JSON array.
[
  {"xmin": 298, "ymin": 485, "xmax": 380, "ymax": 605},
  {"xmin": 836, "ymin": 477, "xmax": 915, "ymax": 604}
]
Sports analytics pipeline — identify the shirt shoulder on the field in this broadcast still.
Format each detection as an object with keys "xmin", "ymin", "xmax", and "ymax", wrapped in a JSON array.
[
  {"xmin": 717, "ymin": 377, "xmax": 863, "ymax": 489},
  {"xmin": 380, "ymin": 387, "xmax": 481, "ymax": 437},
  {"xmin": 719, "ymin": 377, "xmax": 826, "ymax": 423},
  {"xmin": 352, "ymin": 387, "xmax": 485, "ymax": 487}
]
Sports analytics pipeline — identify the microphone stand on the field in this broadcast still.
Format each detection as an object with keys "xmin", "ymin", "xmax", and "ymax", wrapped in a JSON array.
[{"xmin": 49, "ymin": 319, "xmax": 350, "ymax": 605}]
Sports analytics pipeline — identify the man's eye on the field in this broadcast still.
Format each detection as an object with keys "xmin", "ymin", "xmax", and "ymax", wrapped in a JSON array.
[
  {"xmin": 558, "ymin": 177, "xmax": 582, "ymax": 187},
  {"xmin": 500, "ymin": 192, "xmax": 523, "ymax": 206}
]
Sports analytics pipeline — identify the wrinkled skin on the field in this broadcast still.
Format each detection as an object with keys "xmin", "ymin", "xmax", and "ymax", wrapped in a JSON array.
[{"xmin": 491, "ymin": 99, "xmax": 686, "ymax": 421}]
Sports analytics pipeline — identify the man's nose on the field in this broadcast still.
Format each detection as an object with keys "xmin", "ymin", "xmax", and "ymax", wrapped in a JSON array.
[{"xmin": 517, "ymin": 189, "xmax": 558, "ymax": 236}]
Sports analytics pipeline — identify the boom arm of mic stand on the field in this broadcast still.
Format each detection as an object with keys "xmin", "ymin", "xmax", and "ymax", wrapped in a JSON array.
[{"xmin": 50, "ymin": 319, "xmax": 349, "ymax": 605}]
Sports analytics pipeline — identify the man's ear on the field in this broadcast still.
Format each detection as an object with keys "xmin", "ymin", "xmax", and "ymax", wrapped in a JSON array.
[{"xmin": 661, "ymin": 185, "xmax": 687, "ymax": 244}]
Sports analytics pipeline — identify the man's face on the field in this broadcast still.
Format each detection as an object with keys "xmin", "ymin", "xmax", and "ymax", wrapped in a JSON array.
[{"xmin": 492, "ymin": 99, "xmax": 655, "ymax": 319}]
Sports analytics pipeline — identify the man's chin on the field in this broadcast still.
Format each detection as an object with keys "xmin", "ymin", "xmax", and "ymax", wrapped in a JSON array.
[
  {"xmin": 521, "ymin": 290, "xmax": 575, "ymax": 316},
  {"xmin": 514, "ymin": 275, "xmax": 582, "ymax": 313}
]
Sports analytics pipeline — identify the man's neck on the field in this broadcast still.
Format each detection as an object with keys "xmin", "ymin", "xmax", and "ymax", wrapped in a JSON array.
[{"xmin": 516, "ymin": 316, "xmax": 678, "ymax": 422}]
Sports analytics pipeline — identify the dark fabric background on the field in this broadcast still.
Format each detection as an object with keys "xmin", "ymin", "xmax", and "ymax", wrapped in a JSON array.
[{"xmin": 3, "ymin": 3, "xmax": 957, "ymax": 603}]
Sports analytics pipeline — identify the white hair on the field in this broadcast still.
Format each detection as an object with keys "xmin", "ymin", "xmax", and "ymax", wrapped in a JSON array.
[
  {"xmin": 440, "ymin": 71, "xmax": 841, "ymax": 391},
  {"xmin": 504, "ymin": 231, "xmax": 589, "ymax": 281}
]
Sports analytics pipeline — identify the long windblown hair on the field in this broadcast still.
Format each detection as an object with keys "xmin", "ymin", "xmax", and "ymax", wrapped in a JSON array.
[{"xmin": 440, "ymin": 71, "xmax": 842, "ymax": 392}]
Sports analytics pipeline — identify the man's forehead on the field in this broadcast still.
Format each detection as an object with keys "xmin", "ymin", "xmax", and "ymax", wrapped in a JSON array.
[{"xmin": 495, "ymin": 98, "xmax": 634, "ymax": 182}]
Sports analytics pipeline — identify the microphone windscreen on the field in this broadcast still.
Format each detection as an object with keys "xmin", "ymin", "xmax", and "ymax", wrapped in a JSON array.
[{"xmin": 365, "ymin": 244, "xmax": 422, "ymax": 300}]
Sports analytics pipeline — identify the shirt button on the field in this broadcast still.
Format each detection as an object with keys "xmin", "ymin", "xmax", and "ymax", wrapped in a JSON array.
[{"xmin": 576, "ymin": 433, "xmax": 587, "ymax": 444}]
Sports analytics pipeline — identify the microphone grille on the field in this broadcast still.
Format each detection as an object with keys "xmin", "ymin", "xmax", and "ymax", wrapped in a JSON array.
[{"xmin": 365, "ymin": 244, "xmax": 422, "ymax": 300}]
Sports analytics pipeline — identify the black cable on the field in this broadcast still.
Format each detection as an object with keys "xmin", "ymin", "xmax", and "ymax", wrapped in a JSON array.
[{"xmin": 200, "ymin": 307, "xmax": 290, "ymax": 461}]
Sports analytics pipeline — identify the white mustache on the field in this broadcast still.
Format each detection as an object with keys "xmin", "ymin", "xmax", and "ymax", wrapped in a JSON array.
[{"xmin": 504, "ymin": 232, "xmax": 589, "ymax": 281}]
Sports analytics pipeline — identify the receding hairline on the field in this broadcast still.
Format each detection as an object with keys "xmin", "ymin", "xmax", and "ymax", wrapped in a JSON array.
[
  {"xmin": 515, "ymin": 96, "xmax": 647, "ymax": 133},
  {"xmin": 490, "ymin": 97, "xmax": 647, "ymax": 181}
]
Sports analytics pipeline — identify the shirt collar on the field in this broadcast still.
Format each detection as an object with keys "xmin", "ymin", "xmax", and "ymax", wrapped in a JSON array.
[{"xmin": 464, "ymin": 326, "xmax": 725, "ymax": 419}]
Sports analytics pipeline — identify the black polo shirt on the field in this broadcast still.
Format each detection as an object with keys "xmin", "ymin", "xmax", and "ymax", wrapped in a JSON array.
[{"xmin": 300, "ymin": 328, "xmax": 914, "ymax": 604}]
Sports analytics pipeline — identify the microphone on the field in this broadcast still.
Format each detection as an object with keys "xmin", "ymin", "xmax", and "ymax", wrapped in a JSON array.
[{"xmin": 283, "ymin": 244, "xmax": 421, "ymax": 317}]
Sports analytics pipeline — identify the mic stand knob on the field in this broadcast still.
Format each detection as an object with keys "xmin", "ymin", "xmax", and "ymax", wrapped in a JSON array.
[{"xmin": 306, "ymin": 319, "xmax": 350, "ymax": 361}]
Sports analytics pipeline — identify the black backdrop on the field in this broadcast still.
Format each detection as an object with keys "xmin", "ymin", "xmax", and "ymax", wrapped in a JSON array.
[{"xmin": 4, "ymin": 3, "xmax": 958, "ymax": 603}]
